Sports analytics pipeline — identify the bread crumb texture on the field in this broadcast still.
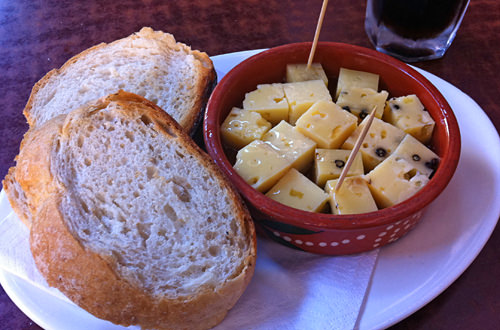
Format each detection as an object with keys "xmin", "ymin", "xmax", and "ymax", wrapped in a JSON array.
[{"xmin": 54, "ymin": 100, "xmax": 252, "ymax": 301}]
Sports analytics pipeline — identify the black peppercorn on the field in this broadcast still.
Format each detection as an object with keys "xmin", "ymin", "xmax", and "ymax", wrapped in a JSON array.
[
  {"xmin": 375, "ymin": 148, "xmax": 387, "ymax": 157},
  {"xmin": 335, "ymin": 159, "xmax": 345, "ymax": 168},
  {"xmin": 412, "ymin": 154, "xmax": 421, "ymax": 161},
  {"xmin": 359, "ymin": 109, "xmax": 368, "ymax": 119}
]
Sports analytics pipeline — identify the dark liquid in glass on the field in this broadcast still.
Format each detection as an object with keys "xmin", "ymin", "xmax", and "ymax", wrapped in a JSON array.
[{"xmin": 372, "ymin": 0, "xmax": 467, "ymax": 40}]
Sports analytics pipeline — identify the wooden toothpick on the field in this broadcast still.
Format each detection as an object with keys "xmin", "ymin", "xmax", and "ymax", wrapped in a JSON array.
[
  {"xmin": 307, "ymin": 0, "xmax": 329, "ymax": 68},
  {"xmin": 335, "ymin": 106, "xmax": 377, "ymax": 192}
]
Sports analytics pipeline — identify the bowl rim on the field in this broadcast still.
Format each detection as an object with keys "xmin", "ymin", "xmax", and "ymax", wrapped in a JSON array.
[{"xmin": 204, "ymin": 42, "xmax": 461, "ymax": 231}]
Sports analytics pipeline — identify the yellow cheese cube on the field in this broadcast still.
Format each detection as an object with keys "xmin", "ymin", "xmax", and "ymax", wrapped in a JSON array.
[
  {"xmin": 262, "ymin": 120, "xmax": 317, "ymax": 172},
  {"xmin": 366, "ymin": 154, "xmax": 430, "ymax": 208},
  {"xmin": 242, "ymin": 83, "xmax": 289, "ymax": 125},
  {"xmin": 325, "ymin": 176, "xmax": 378, "ymax": 215},
  {"xmin": 392, "ymin": 134, "xmax": 440, "ymax": 177},
  {"xmin": 234, "ymin": 140, "xmax": 291, "ymax": 193},
  {"xmin": 295, "ymin": 100, "xmax": 358, "ymax": 149},
  {"xmin": 335, "ymin": 68, "xmax": 379, "ymax": 100},
  {"xmin": 336, "ymin": 87, "xmax": 388, "ymax": 122},
  {"xmin": 266, "ymin": 168, "xmax": 329, "ymax": 213},
  {"xmin": 384, "ymin": 94, "xmax": 435, "ymax": 144},
  {"xmin": 286, "ymin": 63, "xmax": 328, "ymax": 86},
  {"xmin": 314, "ymin": 149, "xmax": 364, "ymax": 187},
  {"xmin": 342, "ymin": 117, "xmax": 406, "ymax": 171},
  {"xmin": 283, "ymin": 80, "xmax": 332, "ymax": 124},
  {"xmin": 220, "ymin": 107, "xmax": 272, "ymax": 149}
]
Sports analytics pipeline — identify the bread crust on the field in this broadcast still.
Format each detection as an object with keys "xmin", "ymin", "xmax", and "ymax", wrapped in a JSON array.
[
  {"xmin": 25, "ymin": 91, "xmax": 256, "ymax": 330},
  {"xmin": 3, "ymin": 115, "xmax": 66, "ymax": 229},
  {"xmin": 2, "ymin": 167, "xmax": 32, "ymax": 227}
]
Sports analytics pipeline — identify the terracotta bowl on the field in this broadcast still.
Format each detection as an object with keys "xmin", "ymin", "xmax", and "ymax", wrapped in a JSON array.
[{"xmin": 203, "ymin": 42, "xmax": 461, "ymax": 255}]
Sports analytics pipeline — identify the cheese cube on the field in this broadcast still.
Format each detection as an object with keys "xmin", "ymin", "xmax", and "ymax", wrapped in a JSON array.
[
  {"xmin": 392, "ymin": 134, "xmax": 440, "ymax": 177},
  {"xmin": 283, "ymin": 80, "xmax": 332, "ymax": 124},
  {"xmin": 286, "ymin": 63, "xmax": 328, "ymax": 86},
  {"xmin": 384, "ymin": 94, "xmax": 435, "ymax": 144},
  {"xmin": 335, "ymin": 68, "xmax": 379, "ymax": 100},
  {"xmin": 314, "ymin": 149, "xmax": 364, "ymax": 187},
  {"xmin": 242, "ymin": 83, "xmax": 289, "ymax": 125},
  {"xmin": 336, "ymin": 87, "xmax": 388, "ymax": 122},
  {"xmin": 266, "ymin": 168, "xmax": 329, "ymax": 213},
  {"xmin": 295, "ymin": 100, "xmax": 358, "ymax": 149},
  {"xmin": 366, "ymin": 154, "xmax": 430, "ymax": 208},
  {"xmin": 325, "ymin": 176, "xmax": 378, "ymax": 215},
  {"xmin": 234, "ymin": 140, "xmax": 291, "ymax": 193},
  {"xmin": 220, "ymin": 107, "xmax": 272, "ymax": 149},
  {"xmin": 262, "ymin": 120, "xmax": 317, "ymax": 172},
  {"xmin": 342, "ymin": 117, "xmax": 406, "ymax": 171}
]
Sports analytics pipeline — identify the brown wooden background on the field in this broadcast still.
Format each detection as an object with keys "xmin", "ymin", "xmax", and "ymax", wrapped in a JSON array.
[{"xmin": 1, "ymin": 0, "xmax": 499, "ymax": 329}]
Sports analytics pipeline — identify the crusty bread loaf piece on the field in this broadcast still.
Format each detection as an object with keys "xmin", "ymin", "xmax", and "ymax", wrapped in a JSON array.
[
  {"xmin": 18, "ymin": 91, "xmax": 256, "ymax": 330},
  {"xmin": 3, "ymin": 169, "xmax": 31, "ymax": 227},
  {"xmin": 3, "ymin": 114, "xmax": 68, "ymax": 227},
  {"xmin": 3, "ymin": 27, "xmax": 216, "ymax": 228},
  {"xmin": 2, "ymin": 168, "xmax": 32, "ymax": 227},
  {"xmin": 24, "ymin": 27, "xmax": 216, "ymax": 134}
]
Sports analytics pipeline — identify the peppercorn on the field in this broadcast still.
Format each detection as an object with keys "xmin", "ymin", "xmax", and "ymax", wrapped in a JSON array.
[{"xmin": 375, "ymin": 148, "xmax": 387, "ymax": 157}]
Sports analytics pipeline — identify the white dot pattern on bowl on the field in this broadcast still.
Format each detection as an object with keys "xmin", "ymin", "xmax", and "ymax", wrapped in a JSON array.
[{"xmin": 268, "ymin": 212, "xmax": 422, "ymax": 251}]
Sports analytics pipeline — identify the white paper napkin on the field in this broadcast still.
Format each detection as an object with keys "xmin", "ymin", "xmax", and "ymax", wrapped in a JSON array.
[
  {"xmin": 216, "ymin": 239, "xmax": 379, "ymax": 330},
  {"xmin": 0, "ymin": 190, "xmax": 379, "ymax": 330}
]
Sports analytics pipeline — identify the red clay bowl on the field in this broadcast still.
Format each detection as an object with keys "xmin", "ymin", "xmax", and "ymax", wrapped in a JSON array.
[{"xmin": 203, "ymin": 42, "xmax": 461, "ymax": 255}]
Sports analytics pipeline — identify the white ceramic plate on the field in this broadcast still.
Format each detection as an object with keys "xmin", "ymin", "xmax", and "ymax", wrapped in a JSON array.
[{"xmin": 1, "ymin": 50, "xmax": 499, "ymax": 330}]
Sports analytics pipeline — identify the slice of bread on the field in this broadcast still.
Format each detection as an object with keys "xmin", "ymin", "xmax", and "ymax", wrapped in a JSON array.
[
  {"xmin": 2, "ymin": 168, "xmax": 32, "ymax": 227},
  {"xmin": 18, "ymin": 91, "xmax": 256, "ymax": 330},
  {"xmin": 6, "ymin": 113, "xmax": 67, "ymax": 228},
  {"xmin": 24, "ymin": 27, "xmax": 216, "ymax": 134},
  {"xmin": 3, "ymin": 170, "xmax": 32, "ymax": 227}
]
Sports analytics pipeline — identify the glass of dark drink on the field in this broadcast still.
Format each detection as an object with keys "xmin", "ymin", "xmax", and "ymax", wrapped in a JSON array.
[{"xmin": 365, "ymin": 0, "xmax": 470, "ymax": 62}]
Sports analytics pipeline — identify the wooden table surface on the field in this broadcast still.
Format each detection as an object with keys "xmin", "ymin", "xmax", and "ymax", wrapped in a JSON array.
[{"xmin": 1, "ymin": 0, "xmax": 498, "ymax": 329}]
